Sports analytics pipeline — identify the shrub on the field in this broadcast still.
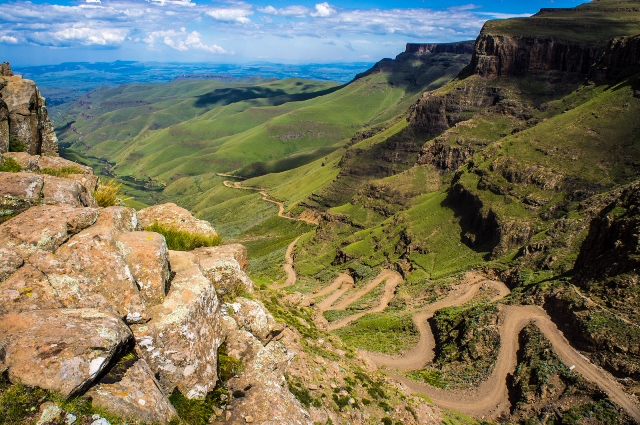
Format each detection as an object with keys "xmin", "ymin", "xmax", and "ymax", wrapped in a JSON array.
[
  {"xmin": 40, "ymin": 166, "xmax": 84, "ymax": 178},
  {"xmin": 0, "ymin": 157, "xmax": 22, "ymax": 173},
  {"xmin": 93, "ymin": 178, "xmax": 129, "ymax": 208},
  {"xmin": 145, "ymin": 222, "xmax": 222, "ymax": 251},
  {"xmin": 8, "ymin": 136, "xmax": 25, "ymax": 152}
]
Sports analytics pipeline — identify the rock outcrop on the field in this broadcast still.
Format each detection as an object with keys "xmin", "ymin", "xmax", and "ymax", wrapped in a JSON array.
[
  {"xmin": 0, "ymin": 63, "xmax": 58, "ymax": 156},
  {"xmin": 405, "ymin": 42, "xmax": 475, "ymax": 55},
  {"xmin": 590, "ymin": 34, "xmax": 640, "ymax": 81}
]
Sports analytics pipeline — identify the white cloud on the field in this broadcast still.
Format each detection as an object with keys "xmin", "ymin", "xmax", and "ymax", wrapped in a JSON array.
[
  {"xmin": 258, "ymin": 5, "xmax": 309, "ymax": 17},
  {"xmin": 206, "ymin": 8, "xmax": 253, "ymax": 24},
  {"xmin": 52, "ymin": 27, "xmax": 128, "ymax": 45},
  {"xmin": 147, "ymin": 28, "xmax": 230, "ymax": 54},
  {"xmin": 0, "ymin": 35, "xmax": 18, "ymax": 43},
  {"xmin": 85, "ymin": 0, "xmax": 101, "ymax": 4},
  {"xmin": 311, "ymin": 2, "xmax": 335, "ymax": 18}
]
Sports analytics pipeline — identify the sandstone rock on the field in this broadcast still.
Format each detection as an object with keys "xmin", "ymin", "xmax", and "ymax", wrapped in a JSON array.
[
  {"xmin": 0, "ymin": 264, "xmax": 62, "ymax": 314},
  {"xmin": 37, "ymin": 155, "xmax": 92, "ymax": 174},
  {"xmin": 0, "ymin": 204, "xmax": 98, "ymax": 258},
  {"xmin": 0, "ymin": 247, "xmax": 22, "ymax": 281},
  {"xmin": 69, "ymin": 173, "xmax": 99, "ymax": 193},
  {"xmin": 228, "ymin": 298, "xmax": 284, "ymax": 344},
  {"xmin": 45, "ymin": 207, "xmax": 149, "ymax": 323},
  {"xmin": 194, "ymin": 245, "xmax": 253, "ymax": 298},
  {"xmin": 116, "ymin": 231, "xmax": 169, "ymax": 307},
  {"xmin": 88, "ymin": 359, "xmax": 177, "ymax": 424},
  {"xmin": 0, "ymin": 69, "xmax": 58, "ymax": 156},
  {"xmin": 222, "ymin": 342, "xmax": 311, "ymax": 425},
  {"xmin": 137, "ymin": 202, "xmax": 217, "ymax": 237},
  {"xmin": 283, "ymin": 292, "xmax": 315, "ymax": 308},
  {"xmin": 42, "ymin": 175, "xmax": 97, "ymax": 208},
  {"xmin": 220, "ymin": 314, "xmax": 263, "ymax": 363},
  {"xmin": 2, "ymin": 152, "xmax": 39, "ymax": 171},
  {"xmin": 0, "ymin": 172, "xmax": 43, "ymax": 215},
  {"xmin": 0, "ymin": 308, "xmax": 132, "ymax": 396},
  {"xmin": 132, "ymin": 250, "xmax": 222, "ymax": 399}
]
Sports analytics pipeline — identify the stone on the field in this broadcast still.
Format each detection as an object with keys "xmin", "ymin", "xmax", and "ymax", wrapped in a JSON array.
[
  {"xmin": 137, "ymin": 202, "xmax": 218, "ymax": 237},
  {"xmin": 0, "ymin": 172, "xmax": 43, "ymax": 216},
  {"xmin": 228, "ymin": 298, "xmax": 284, "ymax": 345},
  {"xmin": 88, "ymin": 359, "xmax": 177, "ymax": 424},
  {"xmin": 36, "ymin": 402, "xmax": 65, "ymax": 425},
  {"xmin": 0, "ymin": 247, "xmax": 22, "ymax": 281},
  {"xmin": 0, "ymin": 264, "xmax": 62, "ymax": 314},
  {"xmin": 69, "ymin": 173, "xmax": 99, "ymax": 192},
  {"xmin": 0, "ymin": 204, "xmax": 98, "ymax": 258},
  {"xmin": 37, "ymin": 155, "xmax": 92, "ymax": 174},
  {"xmin": 194, "ymin": 245, "xmax": 253, "ymax": 298},
  {"xmin": 132, "ymin": 250, "xmax": 222, "ymax": 399},
  {"xmin": 2, "ymin": 152, "xmax": 39, "ymax": 171},
  {"xmin": 0, "ymin": 308, "xmax": 132, "ymax": 396},
  {"xmin": 283, "ymin": 292, "xmax": 314, "ymax": 308},
  {"xmin": 42, "ymin": 175, "xmax": 97, "ymax": 208},
  {"xmin": 45, "ymin": 207, "xmax": 149, "ymax": 323},
  {"xmin": 116, "ymin": 231, "xmax": 170, "ymax": 307}
]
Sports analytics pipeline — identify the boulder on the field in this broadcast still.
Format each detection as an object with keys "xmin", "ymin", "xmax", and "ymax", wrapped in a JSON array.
[
  {"xmin": 116, "ymin": 231, "xmax": 170, "ymax": 307},
  {"xmin": 0, "ymin": 204, "xmax": 98, "ymax": 258},
  {"xmin": 88, "ymin": 359, "xmax": 177, "ymax": 424},
  {"xmin": 137, "ymin": 202, "xmax": 217, "ymax": 237},
  {"xmin": 194, "ymin": 245, "xmax": 253, "ymax": 298},
  {"xmin": 37, "ymin": 155, "xmax": 92, "ymax": 174},
  {"xmin": 47, "ymin": 207, "xmax": 149, "ymax": 324},
  {"xmin": 69, "ymin": 173, "xmax": 99, "ymax": 192},
  {"xmin": 0, "ymin": 264, "xmax": 62, "ymax": 314},
  {"xmin": 0, "ymin": 172, "xmax": 43, "ymax": 216},
  {"xmin": 0, "ymin": 247, "xmax": 22, "ymax": 281},
  {"xmin": 0, "ymin": 308, "xmax": 132, "ymax": 396},
  {"xmin": 228, "ymin": 298, "xmax": 284, "ymax": 345},
  {"xmin": 42, "ymin": 175, "xmax": 97, "ymax": 208},
  {"xmin": 132, "ymin": 250, "xmax": 222, "ymax": 399},
  {"xmin": 2, "ymin": 152, "xmax": 39, "ymax": 171}
]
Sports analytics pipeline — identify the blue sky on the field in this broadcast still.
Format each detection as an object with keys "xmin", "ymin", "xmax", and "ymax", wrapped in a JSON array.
[{"xmin": 0, "ymin": 0, "xmax": 589, "ymax": 65}]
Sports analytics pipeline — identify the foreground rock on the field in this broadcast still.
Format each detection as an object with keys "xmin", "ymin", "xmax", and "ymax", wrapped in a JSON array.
[
  {"xmin": 138, "ymin": 202, "xmax": 218, "ymax": 237},
  {"xmin": 0, "ymin": 308, "xmax": 132, "ymax": 396},
  {"xmin": 194, "ymin": 244, "xmax": 253, "ymax": 298},
  {"xmin": 132, "ymin": 250, "xmax": 222, "ymax": 399},
  {"xmin": 88, "ymin": 358, "xmax": 177, "ymax": 424}
]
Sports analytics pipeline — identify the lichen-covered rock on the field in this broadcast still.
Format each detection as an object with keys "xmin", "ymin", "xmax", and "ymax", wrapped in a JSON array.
[
  {"xmin": 42, "ymin": 175, "xmax": 97, "ymax": 208},
  {"xmin": 88, "ymin": 359, "xmax": 177, "ymax": 424},
  {"xmin": 69, "ymin": 173, "xmax": 99, "ymax": 192},
  {"xmin": 2, "ymin": 152, "xmax": 39, "ymax": 171},
  {"xmin": 0, "ymin": 204, "xmax": 98, "ymax": 258},
  {"xmin": 0, "ymin": 172, "xmax": 43, "ymax": 216},
  {"xmin": 116, "ymin": 231, "xmax": 169, "ymax": 307},
  {"xmin": 1, "ymin": 152, "xmax": 91, "ymax": 175},
  {"xmin": 132, "ymin": 250, "xmax": 222, "ymax": 399},
  {"xmin": 46, "ymin": 207, "xmax": 149, "ymax": 324},
  {"xmin": 0, "ymin": 247, "xmax": 22, "ymax": 281},
  {"xmin": 194, "ymin": 245, "xmax": 253, "ymax": 298},
  {"xmin": 221, "ymin": 341, "xmax": 311, "ymax": 425},
  {"xmin": 137, "ymin": 202, "xmax": 217, "ymax": 237},
  {"xmin": 228, "ymin": 298, "xmax": 284, "ymax": 344},
  {"xmin": 0, "ymin": 264, "xmax": 62, "ymax": 314},
  {"xmin": 0, "ymin": 68, "xmax": 58, "ymax": 156},
  {"xmin": 0, "ymin": 308, "xmax": 132, "ymax": 396}
]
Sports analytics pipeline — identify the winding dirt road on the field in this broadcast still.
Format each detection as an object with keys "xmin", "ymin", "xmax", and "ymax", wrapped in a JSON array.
[
  {"xmin": 222, "ymin": 180, "xmax": 318, "ymax": 225},
  {"xmin": 271, "ymin": 237, "xmax": 301, "ymax": 290}
]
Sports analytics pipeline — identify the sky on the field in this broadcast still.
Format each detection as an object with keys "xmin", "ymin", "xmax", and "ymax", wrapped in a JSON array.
[{"xmin": 0, "ymin": 0, "xmax": 589, "ymax": 65}]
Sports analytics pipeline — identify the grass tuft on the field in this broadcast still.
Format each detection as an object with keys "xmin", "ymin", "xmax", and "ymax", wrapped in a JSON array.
[
  {"xmin": 40, "ymin": 166, "xmax": 84, "ymax": 177},
  {"xmin": 93, "ymin": 178, "xmax": 130, "ymax": 208},
  {"xmin": 0, "ymin": 157, "xmax": 22, "ymax": 173},
  {"xmin": 145, "ymin": 221, "xmax": 221, "ymax": 251}
]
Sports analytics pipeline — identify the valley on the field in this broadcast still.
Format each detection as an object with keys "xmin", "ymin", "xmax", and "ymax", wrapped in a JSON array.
[{"xmin": 1, "ymin": 0, "xmax": 640, "ymax": 423}]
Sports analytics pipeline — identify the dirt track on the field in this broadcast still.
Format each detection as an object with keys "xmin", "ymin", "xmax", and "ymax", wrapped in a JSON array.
[
  {"xmin": 222, "ymin": 180, "xmax": 318, "ymax": 225},
  {"xmin": 271, "ymin": 237, "xmax": 301, "ymax": 290}
]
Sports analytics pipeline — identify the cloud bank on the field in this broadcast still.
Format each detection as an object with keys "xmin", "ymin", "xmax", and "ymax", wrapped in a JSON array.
[{"xmin": 0, "ymin": 0, "xmax": 534, "ymax": 63}]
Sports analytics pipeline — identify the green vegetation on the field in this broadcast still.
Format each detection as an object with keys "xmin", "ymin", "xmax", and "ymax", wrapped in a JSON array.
[
  {"xmin": 0, "ymin": 157, "xmax": 21, "ymax": 172},
  {"xmin": 144, "ymin": 222, "xmax": 222, "ymax": 251},
  {"xmin": 39, "ymin": 166, "xmax": 84, "ymax": 177},
  {"xmin": 8, "ymin": 135, "xmax": 25, "ymax": 152},
  {"xmin": 333, "ymin": 312, "xmax": 418, "ymax": 354},
  {"xmin": 93, "ymin": 178, "xmax": 129, "ymax": 207}
]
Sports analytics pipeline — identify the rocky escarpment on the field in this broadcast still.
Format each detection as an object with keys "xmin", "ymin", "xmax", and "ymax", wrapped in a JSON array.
[
  {"xmin": 469, "ymin": 33, "xmax": 603, "ymax": 78},
  {"xmin": 590, "ymin": 34, "xmax": 640, "ymax": 81},
  {"xmin": 0, "ymin": 62, "xmax": 58, "ymax": 156},
  {"xmin": 0, "ymin": 153, "xmax": 312, "ymax": 424},
  {"xmin": 405, "ymin": 42, "xmax": 474, "ymax": 55}
]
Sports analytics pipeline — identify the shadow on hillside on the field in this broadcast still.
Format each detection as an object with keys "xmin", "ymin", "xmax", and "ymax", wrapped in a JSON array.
[{"xmin": 194, "ymin": 84, "xmax": 345, "ymax": 108}]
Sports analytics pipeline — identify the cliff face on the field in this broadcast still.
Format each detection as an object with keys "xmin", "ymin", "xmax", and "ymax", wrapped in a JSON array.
[
  {"xmin": 0, "ymin": 62, "xmax": 58, "ymax": 156},
  {"xmin": 469, "ymin": 33, "xmax": 602, "ymax": 78},
  {"xmin": 590, "ymin": 34, "xmax": 640, "ymax": 81},
  {"xmin": 405, "ymin": 42, "xmax": 474, "ymax": 55}
]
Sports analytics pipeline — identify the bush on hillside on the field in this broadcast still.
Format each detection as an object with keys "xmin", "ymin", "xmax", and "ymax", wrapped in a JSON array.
[{"xmin": 145, "ymin": 221, "xmax": 221, "ymax": 251}]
